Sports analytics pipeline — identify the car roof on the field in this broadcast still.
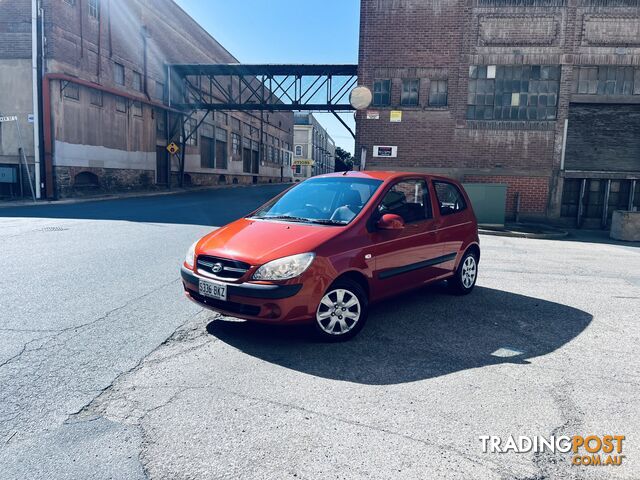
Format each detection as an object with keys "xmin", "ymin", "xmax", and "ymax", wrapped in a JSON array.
[{"xmin": 316, "ymin": 171, "xmax": 460, "ymax": 184}]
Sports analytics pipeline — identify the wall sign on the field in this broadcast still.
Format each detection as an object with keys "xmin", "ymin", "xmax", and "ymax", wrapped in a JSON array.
[
  {"xmin": 292, "ymin": 159, "xmax": 314, "ymax": 166},
  {"xmin": 373, "ymin": 146, "xmax": 398, "ymax": 158},
  {"xmin": 366, "ymin": 110, "xmax": 380, "ymax": 120},
  {"xmin": 390, "ymin": 111, "xmax": 402, "ymax": 123}
]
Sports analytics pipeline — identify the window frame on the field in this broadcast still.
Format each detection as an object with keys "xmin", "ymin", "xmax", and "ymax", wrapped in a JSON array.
[
  {"xmin": 114, "ymin": 62, "xmax": 125, "ymax": 86},
  {"xmin": 115, "ymin": 96, "xmax": 127, "ymax": 113},
  {"xmin": 401, "ymin": 78, "xmax": 420, "ymax": 107},
  {"xmin": 374, "ymin": 178, "xmax": 432, "ymax": 225},
  {"xmin": 467, "ymin": 64, "xmax": 560, "ymax": 121},
  {"xmin": 132, "ymin": 101, "xmax": 143, "ymax": 117},
  {"xmin": 89, "ymin": 88, "xmax": 103, "ymax": 107},
  {"xmin": 373, "ymin": 79, "xmax": 391, "ymax": 107},
  {"xmin": 432, "ymin": 180, "xmax": 467, "ymax": 216},
  {"xmin": 295, "ymin": 145, "xmax": 303, "ymax": 156},
  {"xmin": 132, "ymin": 71, "xmax": 143, "ymax": 92},
  {"xmin": 88, "ymin": 0, "xmax": 99, "ymax": 19},
  {"xmin": 429, "ymin": 79, "xmax": 448, "ymax": 107},
  {"xmin": 61, "ymin": 81, "xmax": 80, "ymax": 101}
]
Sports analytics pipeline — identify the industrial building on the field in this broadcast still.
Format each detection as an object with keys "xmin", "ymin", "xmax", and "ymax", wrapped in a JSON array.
[
  {"xmin": 0, "ymin": 0, "xmax": 293, "ymax": 199},
  {"xmin": 293, "ymin": 113, "xmax": 336, "ymax": 180},
  {"xmin": 356, "ymin": 0, "xmax": 640, "ymax": 227}
]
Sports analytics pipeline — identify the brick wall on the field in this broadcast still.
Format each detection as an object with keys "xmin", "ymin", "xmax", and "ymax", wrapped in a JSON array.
[
  {"xmin": 0, "ymin": 0, "xmax": 31, "ymax": 59},
  {"xmin": 356, "ymin": 0, "xmax": 640, "ymax": 221}
]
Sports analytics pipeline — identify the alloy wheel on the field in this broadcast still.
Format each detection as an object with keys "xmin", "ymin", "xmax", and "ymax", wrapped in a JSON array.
[
  {"xmin": 316, "ymin": 288, "xmax": 361, "ymax": 335},
  {"xmin": 461, "ymin": 255, "xmax": 477, "ymax": 288}
]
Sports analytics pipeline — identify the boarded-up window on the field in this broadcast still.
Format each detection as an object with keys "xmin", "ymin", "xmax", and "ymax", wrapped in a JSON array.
[
  {"xmin": 201, "ymin": 136, "xmax": 215, "ymax": 168},
  {"xmin": 215, "ymin": 128, "xmax": 228, "ymax": 169}
]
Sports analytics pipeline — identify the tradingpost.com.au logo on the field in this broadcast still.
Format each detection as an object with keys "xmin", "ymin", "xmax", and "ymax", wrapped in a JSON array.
[{"xmin": 480, "ymin": 435, "xmax": 626, "ymax": 466}]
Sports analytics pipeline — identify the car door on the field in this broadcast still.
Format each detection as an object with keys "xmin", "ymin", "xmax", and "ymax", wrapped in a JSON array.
[
  {"xmin": 432, "ymin": 179, "xmax": 472, "ymax": 272},
  {"xmin": 368, "ymin": 178, "xmax": 442, "ymax": 300}
]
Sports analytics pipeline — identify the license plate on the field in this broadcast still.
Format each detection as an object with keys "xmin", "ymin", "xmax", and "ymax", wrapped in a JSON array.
[{"xmin": 198, "ymin": 279, "xmax": 227, "ymax": 301}]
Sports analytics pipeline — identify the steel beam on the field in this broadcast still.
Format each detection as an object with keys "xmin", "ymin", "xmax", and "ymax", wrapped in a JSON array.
[{"xmin": 167, "ymin": 64, "xmax": 358, "ymax": 112}]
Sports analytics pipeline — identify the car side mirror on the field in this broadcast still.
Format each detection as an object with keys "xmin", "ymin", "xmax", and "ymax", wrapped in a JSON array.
[{"xmin": 376, "ymin": 213, "xmax": 405, "ymax": 231}]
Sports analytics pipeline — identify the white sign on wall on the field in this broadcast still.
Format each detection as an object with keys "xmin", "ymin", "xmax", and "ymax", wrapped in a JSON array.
[
  {"xmin": 373, "ymin": 146, "xmax": 398, "ymax": 158},
  {"xmin": 0, "ymin": 116, "xmax": 18, "ymax": 123}
]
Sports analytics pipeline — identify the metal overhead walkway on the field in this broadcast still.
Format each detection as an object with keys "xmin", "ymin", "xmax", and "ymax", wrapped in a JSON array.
[{"xmin": 164, "ymin": 64, "xmax": 359, "ymax": 185}]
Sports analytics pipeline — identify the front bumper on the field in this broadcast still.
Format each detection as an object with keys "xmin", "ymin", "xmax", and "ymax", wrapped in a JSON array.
[{"xmin": 180, "ymin": 267, "xmax": 311, "ymax": 322}]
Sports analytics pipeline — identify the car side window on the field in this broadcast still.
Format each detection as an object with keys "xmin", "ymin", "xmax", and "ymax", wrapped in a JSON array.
[
  {"xmin": 378, "ymin": 180, "xmax": 431, "ymax": 223},
  {"xmin": 433, "ymin": 181, "xmax": 467, "ymax": 216}
]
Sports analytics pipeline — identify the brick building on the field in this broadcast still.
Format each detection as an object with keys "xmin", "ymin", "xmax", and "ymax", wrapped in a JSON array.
[
  {"xmin": 0, "ymin": 0, "xmax": 293, "ymax": 199},
  {"xmin": 356, "ymin": 0, "xmax": 640, "ymax": 226}
]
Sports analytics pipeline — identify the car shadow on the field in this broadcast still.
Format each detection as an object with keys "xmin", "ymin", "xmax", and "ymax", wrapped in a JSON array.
[
  {"xmin": 0, "ymin": 184, "xmax": 291, "ymax": 227},
  {"xmin": 206, "ymin": 285, "xmax": 592, "ymax": 385}
]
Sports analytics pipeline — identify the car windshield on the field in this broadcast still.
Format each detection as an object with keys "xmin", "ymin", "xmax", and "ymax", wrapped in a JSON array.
[{"xmin": 249, "ymin": 177, "xmax": 383, "ymax": 225}]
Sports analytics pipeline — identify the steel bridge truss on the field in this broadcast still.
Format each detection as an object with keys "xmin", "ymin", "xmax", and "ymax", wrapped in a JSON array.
[{"xmin": 167, "ymin": 64, "xmax": 359, "ymax": 112}]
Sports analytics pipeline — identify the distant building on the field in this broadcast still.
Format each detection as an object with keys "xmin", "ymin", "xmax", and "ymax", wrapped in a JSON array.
[
  {"xmin": 293, "ymin": 113, "xmax": 336, "ymax": 180},
  {"xmin": 357, "ymin": 0, "xmax": 640, "ymax": 227},
  {"xmin": 0, "ymin": 0, "xmax": 293, "ymax": 199}
]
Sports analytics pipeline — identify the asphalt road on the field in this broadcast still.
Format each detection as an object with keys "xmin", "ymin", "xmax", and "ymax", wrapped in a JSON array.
[{"xmin": 0, "ymin": 185, "xmax": 638, "ymax": 480}]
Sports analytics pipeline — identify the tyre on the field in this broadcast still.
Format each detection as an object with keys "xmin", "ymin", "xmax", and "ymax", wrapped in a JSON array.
[
  {"xmin": 449, "ymin": 250, "xmax": 478, "ymax": 295},
  {"xmin": 313, "ymin": 278, "xmax": 369, "ymax": 341}
]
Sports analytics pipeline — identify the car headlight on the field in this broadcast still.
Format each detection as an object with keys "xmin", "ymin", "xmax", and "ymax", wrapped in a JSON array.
[
  {"xmin": 253, "ymin": 253, "xmax": 315, "ymax": 281},
  {"xmin": 184, "ymin": 241, "xmax": 198, "ymax": 269}
]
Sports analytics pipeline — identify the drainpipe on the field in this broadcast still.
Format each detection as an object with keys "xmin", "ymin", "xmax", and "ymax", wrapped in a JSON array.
[{"xmin": 31, "ymin": 0, "xmax": 41, "ymax": 199}]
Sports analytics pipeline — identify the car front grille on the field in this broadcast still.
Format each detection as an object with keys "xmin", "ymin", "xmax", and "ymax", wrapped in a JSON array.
[{"xmin": 196, "ymin": 255, "xmax": 251, "ymax": 280}]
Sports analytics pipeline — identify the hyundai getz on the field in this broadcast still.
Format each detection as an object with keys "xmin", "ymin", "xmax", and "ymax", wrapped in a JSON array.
[{"xmin": 181, "ymin": 171, "xmax": 480, "ymax": 341}]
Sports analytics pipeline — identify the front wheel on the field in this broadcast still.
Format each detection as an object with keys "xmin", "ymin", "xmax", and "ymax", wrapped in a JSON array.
[
  {"xmin": 314, "ymin": 278, "xmax": 368, "ymax": 342},
  {"xmin": 449, "ymin": 251, "xmax": 478, "ymax": 295}
]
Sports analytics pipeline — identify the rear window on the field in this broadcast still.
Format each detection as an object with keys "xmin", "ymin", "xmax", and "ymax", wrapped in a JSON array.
[{"xmin": 433, "ymin": 181, "xmax": 467, "ymax": 216}]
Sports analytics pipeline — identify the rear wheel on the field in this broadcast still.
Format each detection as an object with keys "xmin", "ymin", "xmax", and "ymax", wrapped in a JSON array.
[
  {"xmin": 314, "ymin": 278, "xmax": 368, "ymax": 341},
  {"xmin": 449, "ymin": 251, "xmax": 478, "ymax": 295}
]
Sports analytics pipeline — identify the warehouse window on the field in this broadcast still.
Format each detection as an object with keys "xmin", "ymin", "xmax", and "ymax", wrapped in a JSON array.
[
  {"xmin": 89, "ymin": 88, "xmax": 103, "ymax": 107},
  {"xmin": 401, "ymin": 79, "xmax": 420, "ymax": 106},
  {"xmin": 185, "ymin": 118, "xmax": 198, "ymax": 146},
  {"xmin": 115, "ymin": 97, "xmax": 127, "ymax": 113},
  {"xmin": 114, "ymin": 63, "xmax": 125, "ymax": 85},
  {"xmin": 156, "ymin": 109, "xmax": 165, "ymax": 134},
  {"xmin": 132, "ymin": 72, "xmax": 142, "ymax": 92},
  {"xmin": 155, "ymin": 81, "xmax": 164, "ymax": 100},
  {"xmin": 215, "ymin": 111, "xmax": 228, "ymax": 125},
  {"xmin": 132, "ymin": 101, "xmax": 143, "ymax": 117},
  {"xmin": 215, "ymin": 128, "xmax": 228, "ymax": 169},
  {"xmin": 200, "ymin": 136, "xmax": 215, "ymax": 168},
  {"xmin": 373, "ymin": 80, "xmax": 391, "ymax": 106},
  {"xmin": 429, "ymin": 80, "xmax": 448, "ymax": 107},
  {"xmin": 88, "ymin": 0, "xmax": 99, "ymax": 19},
  {"xmin": 63, "ymin": 0, "xmax": 76, "ymax": 5},
  {"xmin": 574, "ymin": 66, "xmax": 638, "ymax": 96},
  {"xmin": 231, "ymin": 117, "xmax": 241, "ymax": 131},
  {"xmin": 232, "ymin": 133, "xmax": 240, "ymax": 155},
  {"xmin": 467, "ymin": 65, "xmax": 560, "ymax": 121},
  {"xmin": 61, "ymin": 81, "xmax": 79, "ymax": 100}
]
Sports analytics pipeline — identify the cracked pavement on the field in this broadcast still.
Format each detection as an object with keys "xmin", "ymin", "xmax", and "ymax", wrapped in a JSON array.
[{"xmin": 1, "ymin": 185, "xmax": 639, "ymax": 479}]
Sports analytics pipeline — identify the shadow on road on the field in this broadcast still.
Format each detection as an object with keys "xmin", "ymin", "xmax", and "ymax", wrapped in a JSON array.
[
  {"xmin": 207, "ymin": 285, "xmax": 592, "ymax": 385},
  {"xmin": 0, "ymin": 184, "xmax": 290, "ymax": 227}
]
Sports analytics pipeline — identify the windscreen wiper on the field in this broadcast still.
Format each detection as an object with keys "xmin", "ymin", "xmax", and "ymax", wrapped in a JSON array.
[
  {"xmin": 251, "ymin": 215, "xmax": 311, "ymax": 223},
  {"xmin": 306, "ymin": 219, "xmax": 348, "ymax": 226}
]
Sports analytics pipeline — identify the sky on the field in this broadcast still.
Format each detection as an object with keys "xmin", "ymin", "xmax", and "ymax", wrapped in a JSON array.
[{"xmin": 174, "ymin": 0, "xmax": 360, "ymax": 155}]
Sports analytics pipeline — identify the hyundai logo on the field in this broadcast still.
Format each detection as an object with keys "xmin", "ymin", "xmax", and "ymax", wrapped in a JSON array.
[{"xmin": 212, "ymin": 263, "xmax": 224, "ymax": 273}]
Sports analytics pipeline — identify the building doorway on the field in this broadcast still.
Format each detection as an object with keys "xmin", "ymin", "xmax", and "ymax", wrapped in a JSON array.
[{"xmin": 156, "ymin": 146, "xmax": 169, "ymax": 185}]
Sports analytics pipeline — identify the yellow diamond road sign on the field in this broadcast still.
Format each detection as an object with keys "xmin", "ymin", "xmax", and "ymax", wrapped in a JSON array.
[{"xmin": 167, "ymin": 142, "xmax": 180, "ymax": 155}]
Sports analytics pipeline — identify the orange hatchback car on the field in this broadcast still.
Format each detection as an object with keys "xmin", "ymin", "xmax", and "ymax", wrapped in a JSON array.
[{"xmin": 181, "ymin": 171, "xmax": 480, "ymax": 340}]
